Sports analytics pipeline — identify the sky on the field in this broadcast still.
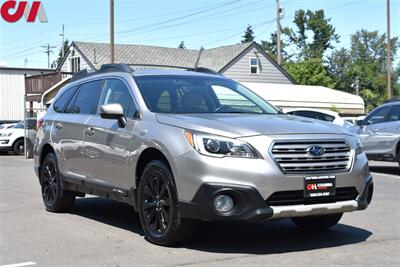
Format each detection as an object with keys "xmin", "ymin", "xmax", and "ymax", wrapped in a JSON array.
[{"xmin": 0, "ymin": 0, "xmax": 399, "ymax": 69}]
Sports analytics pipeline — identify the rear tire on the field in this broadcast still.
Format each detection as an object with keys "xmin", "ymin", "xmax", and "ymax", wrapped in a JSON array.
[
  {"xmin": 13, "ymin": 139, "xmax": 24, "ymax": 155},
  {"xmin": 291, "ymin": 213, "xmax": 343, "ymax": 229},
  {"xmin": 40, "ymin": 153, "xmax": 75, "ymax": 212},
  {"xmin": 138, "ymin": 160, "xmax": 196, "ymax": 246}
]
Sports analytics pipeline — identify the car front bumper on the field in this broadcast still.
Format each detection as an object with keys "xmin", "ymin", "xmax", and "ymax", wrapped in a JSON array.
[{"xmin": 178, "ymin": 177, "xmax": 373, "ymax": 221}]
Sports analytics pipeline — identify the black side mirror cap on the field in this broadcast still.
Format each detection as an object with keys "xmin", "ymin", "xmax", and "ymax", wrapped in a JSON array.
[{"xmin": 356, "ymin": 120, "xmax": 365, "ymax": 127}]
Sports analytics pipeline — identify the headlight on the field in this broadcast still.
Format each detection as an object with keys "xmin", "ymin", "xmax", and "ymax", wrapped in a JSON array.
[
  {"xmin": 0, "ymin": 132, "xmax": 13, "ymax": 137},
  {"xmin": 184, "ymin": 130, "xmax": 257, "ymax": 158}
]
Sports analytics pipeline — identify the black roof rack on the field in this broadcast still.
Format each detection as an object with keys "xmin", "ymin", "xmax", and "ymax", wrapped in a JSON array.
[
  {"xmin": 70, "ymin": 64, "xmax": 134, "ymax": 82},
  {"xmin": 187, "ymin": 67, "xmax": 222, "ymax": 76}
]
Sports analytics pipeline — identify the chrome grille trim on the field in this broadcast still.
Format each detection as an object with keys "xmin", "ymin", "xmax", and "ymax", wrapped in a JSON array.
[{"xmin": 271, "ymin": 140, "xmax": 352, "ymax": 174}]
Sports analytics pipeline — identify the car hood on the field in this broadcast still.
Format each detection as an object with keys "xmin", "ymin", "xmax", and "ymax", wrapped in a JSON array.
[{"xmin": 156, "ymin": 113, "xmax": 350, "ymax": 138}]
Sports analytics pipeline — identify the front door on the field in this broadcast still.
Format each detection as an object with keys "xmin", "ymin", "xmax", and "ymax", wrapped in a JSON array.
[{"xmin": 83, "ymin": 78, "xmax": 138, "ymax": 191}]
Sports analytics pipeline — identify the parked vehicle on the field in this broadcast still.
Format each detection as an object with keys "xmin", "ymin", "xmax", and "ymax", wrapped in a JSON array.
[
  {"xmin": 0, "ymin": 123, "xmax": 16, "ymax": 129},
  {"xmin": 34, "ymin": 64, "xmax": 373, "ymax": 246},
  {"xmin": 357, "ymin": 100, "xmax": 400, "ymax": 166},
  {"xmin": 0, "ymin": 119, "xmax": 37, "ymax": 155},
  {"xmin": 285, "ymin": 108, "xmax": 352, "ymax": 128},
  {"xmin": 342, "ymin": 116, "xmax": 365, "ymax": 126}
]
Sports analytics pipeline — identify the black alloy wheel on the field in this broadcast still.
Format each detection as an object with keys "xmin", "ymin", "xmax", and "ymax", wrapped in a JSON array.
[
  {"xmin": 138, "ymin": 160, "xmax": 196, "ymax": 246},
  {"xmin": 40, "ymin": 153, "xmax": 75, "ymax": 212}
]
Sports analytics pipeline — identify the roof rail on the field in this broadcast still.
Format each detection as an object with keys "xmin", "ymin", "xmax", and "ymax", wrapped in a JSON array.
[
  {"xmin": 70, "ymin": 64, "xmax": 134, "ymax": 82},
  {"xmin": 99, "ymin": 64, "xmax": 134, "ymax": 73},
  {"xmin": 188, "ymin": 67, "xmax": 222, "ymax": 76}
]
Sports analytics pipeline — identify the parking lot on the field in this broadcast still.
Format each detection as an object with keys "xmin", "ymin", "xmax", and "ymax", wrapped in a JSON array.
[{"xmin": 0, "ymin": 155, "xmax": 399, "ymax": 267}]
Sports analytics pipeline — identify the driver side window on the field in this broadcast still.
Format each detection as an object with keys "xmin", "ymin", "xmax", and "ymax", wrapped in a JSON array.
[
  {"xmin": 365, "ymin": 106, "xmax": 390, "ymax": 125},
  {"xmin": 99, "ymin": 79, "xmax": 137, "ymax": 118}
]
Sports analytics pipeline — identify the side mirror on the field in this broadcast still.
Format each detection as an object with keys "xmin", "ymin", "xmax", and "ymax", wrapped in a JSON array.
[
  {"xmin": 356, "ymin": 120, "xmax": 365, "ymax": 127},
  {"xmin": 100, "ymin": 103, "xmax": 127, "ymax": 128}
]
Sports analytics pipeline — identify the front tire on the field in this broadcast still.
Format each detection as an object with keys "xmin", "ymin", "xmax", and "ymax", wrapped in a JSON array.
[
  {"xmin": 291, "ymin": 213, "xmax": 343, "ymax": 229},
  {"xmin": 40, "ymin": 153, "xmax": 75, "ymax": 212},
  {"xmin": 13, "ymin": 139, "xmax": 24, "ymax": 155},
  {"xmin": 138, "ymin": 160, "xmax": 195, "ymax": 246}
]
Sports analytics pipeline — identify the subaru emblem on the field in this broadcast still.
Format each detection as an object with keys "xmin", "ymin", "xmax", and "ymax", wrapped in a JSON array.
[{"xmin": 307, "ymin": 146, "xmax": 325, "ymax": 156}]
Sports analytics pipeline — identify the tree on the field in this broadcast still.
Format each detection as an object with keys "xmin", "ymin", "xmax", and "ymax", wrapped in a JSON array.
[
  {"xmin": 56, "ymin": 39, "xmax": 70, "ymax": 67},
  {"xmin": 284, "ymin": 9, "xmax": 339, "ymax": 59},
  {"xmin": 284, "ymin": 58, "xmax": 333, "ymax": 87},
  {"xmin": 328, "ymin": 30, "xmax": 399, "ymax": 110},
  {"xmin": 260, "ymin": 30, "xmax": 292, "ymax": 62},
  {"xmin": 178, "ymin": 41, "xmax": 186, "ymax": 49},
  {"xmin": 242, "ymin": 25, "xmax": 255, "ymax": 43}
]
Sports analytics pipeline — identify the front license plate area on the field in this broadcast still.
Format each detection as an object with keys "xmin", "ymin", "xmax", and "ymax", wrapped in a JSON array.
[{"xmin": 304, "ymin": 176, "xmax": 336, "ymax": 198}]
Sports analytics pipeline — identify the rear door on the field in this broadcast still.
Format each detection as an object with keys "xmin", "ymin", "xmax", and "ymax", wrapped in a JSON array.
[
  {"xmin": 84, "ymin": 78, "xmax": 138, "ymax": 191},
  {"xmin": 359, "ymin": 105, "xmax": 391, "ymax": 154},
  {"xmin": 53, "ymin": 80, "xmax": 103, "ymax": 180}
]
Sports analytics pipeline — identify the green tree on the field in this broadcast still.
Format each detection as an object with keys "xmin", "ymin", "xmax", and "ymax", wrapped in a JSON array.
[
  {"xmin": 284, "ymin": 9, "xmax": 339, "ymax": 59},
  {"xmin": 242, "ymin": 25, "xmax": 255, "ymax": 43},
  {"xmin": 328, "ymin": 30, "xmax": 399, "ymax": 110},
  {"xmin": 178, "ymin": 41, "xmax": 186, "ymax": 49},
  {"xmin": 56, "ymin": 39, "xmax": 70, "ymax": 66},
  {"xmin": 260, "ymin": 30, "xmax": 292, "ymax": 62},
  {"xmin": 284, "ymin": 58, "xmax": 333, "ymax": 87}
]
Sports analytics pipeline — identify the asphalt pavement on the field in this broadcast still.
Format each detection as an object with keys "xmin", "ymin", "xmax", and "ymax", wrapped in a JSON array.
[{"xmin": 0, "ymin": 155, "xmax": 399, "ymax": 267}]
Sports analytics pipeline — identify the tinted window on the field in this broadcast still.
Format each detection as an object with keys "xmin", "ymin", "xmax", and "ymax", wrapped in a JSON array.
[
  {"xmin": 135, "ymin": 76, "xmax": 277, "ymax": 114},
  {"xmin": 387, "ymin": 104, "xmax": 400, "ymax": 122},
  {"xmin": 66, "ymin": 80, "xmax": 103, "ymax": 114},
  {"xmin": 293, "ymin": 111, "xmax": 335, "ymax": 122},
  {"xmin": 366, "ymin": 106, "xmax": 390, "ymax": 125},
  {"xmin": 99, "ymin": 79, "xmax": 137, "ymax": 118},
  {"xmin": 53, "ymin": 86, "xmax": 78, "ymax": 113}
]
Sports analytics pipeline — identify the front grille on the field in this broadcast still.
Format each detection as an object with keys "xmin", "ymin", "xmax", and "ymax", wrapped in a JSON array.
[
  {"xmin": 266, "ymin": 187, "xmax": 359, "ymax": 206},
  {"xmin": 271, "ymin": 140, "xmax": 352, "ymax": 174}
]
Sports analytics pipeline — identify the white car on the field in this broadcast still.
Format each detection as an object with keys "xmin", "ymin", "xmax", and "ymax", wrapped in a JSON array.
[
  {"xmin": 0, "ymin": 123, "xmax": 16, "ymax": 129},
  {"xmin": 285, "ymin": 108, "xmax": 352, "ymax": 128},
  {"xmin": 0, "ymin": 120, "xmax": 36, "ymax": 155},
  {"xmin": 342, "ymin": 116, "xmax": 365, "ymax": 126}
]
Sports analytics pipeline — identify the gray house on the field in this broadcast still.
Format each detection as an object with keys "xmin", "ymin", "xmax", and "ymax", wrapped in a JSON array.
[{"xmin": 57, "ymin": 41, "xmax": 294, "ymax": 84}]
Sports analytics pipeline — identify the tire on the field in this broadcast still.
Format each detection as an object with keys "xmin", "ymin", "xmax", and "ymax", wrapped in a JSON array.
[
  {"xmin": 291, "ymin": 213, "xmax": 343, "ymax": 229},
  {"xmin": 13, "ymin": 139, "xmax": 25, "ymax": 155},
  {"xmin": 40, "ymin": 153, "xmax": 75, "ymax": 212},
  {"xmin": 138, "ymin": 160, "xmax": 195, "ymax": 246}
]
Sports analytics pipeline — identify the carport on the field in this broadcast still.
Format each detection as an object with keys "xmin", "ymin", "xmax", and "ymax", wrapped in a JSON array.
[{"xmin": 242, "ymin": 82, "xmax": 365, "ymax": 115}]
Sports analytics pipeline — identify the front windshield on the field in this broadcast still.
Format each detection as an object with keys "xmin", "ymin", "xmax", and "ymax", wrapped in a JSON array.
[
  {"xmin": 13, "ymin": 121, "xmax": 24, "ymax": 129},
  {"xmin": 135, "ymin": 75, "xmax": 278, "ymax": 114}
]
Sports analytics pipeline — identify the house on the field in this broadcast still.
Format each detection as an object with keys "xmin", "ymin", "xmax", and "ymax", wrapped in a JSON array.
[{"xmin": 57, "ymin": 41, "xmax": 294, "ymax": 84}]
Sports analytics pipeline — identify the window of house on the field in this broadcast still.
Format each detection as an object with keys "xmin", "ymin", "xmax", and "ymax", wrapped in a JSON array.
[
  {"xmin": 70, "ymin": 57, "xmax": 80, "ymax": 73},
  {"xmin": 250, "ymin": 57, "xmax": 259, "ymax": 74}
]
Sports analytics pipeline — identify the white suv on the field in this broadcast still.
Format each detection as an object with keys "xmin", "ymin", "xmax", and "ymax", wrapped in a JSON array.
[{"xmin": 0, "ymin": 119, "xmax": 36, "ymax": 155}]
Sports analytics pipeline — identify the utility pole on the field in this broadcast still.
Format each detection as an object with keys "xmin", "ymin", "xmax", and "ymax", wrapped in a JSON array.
[
  {"xmin": 60, "ymin": 24, "xmax": 65, "ymax": 58},
  {"xmin": 386, "ymin": 0, "xmax": 392, "ymax": 99},
  {"xmin": 41, "ymin": 44, "xmax": 56, "ymax": 68},
  {"xmin": 276, "ymin": 0, "xmax": 282, "ymax": 65},
  {"xmin": 110, "ymin": 0, "xmax": 115, "ymax": 64}
]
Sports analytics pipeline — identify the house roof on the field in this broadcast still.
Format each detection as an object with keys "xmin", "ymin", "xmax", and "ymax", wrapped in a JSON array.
[{"xmin": 69, "ymin": 41, "xmax": 254, "ymax": 72}]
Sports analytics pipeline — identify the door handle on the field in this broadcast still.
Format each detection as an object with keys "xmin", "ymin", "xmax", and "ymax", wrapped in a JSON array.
[
  {"xmin": 85, "ymin": 127, "xmax": 95, "ymax": 136},
  {"xmin": 55, "ymin": 123, "xmax": 63, "ymax": 129}
]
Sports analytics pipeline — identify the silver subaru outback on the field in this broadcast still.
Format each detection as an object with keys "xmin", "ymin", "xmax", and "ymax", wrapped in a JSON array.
[{"xmin": 34, "ymin": 64, "xmax": 373, "ymax": 246}]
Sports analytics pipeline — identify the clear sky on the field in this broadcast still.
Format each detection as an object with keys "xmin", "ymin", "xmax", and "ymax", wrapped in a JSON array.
[{"xmin": 0, "ymin": 0, "xmax": 399, "ymax": 68}]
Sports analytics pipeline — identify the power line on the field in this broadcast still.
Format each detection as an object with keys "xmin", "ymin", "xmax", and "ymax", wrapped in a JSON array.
[{"xmin": 41, "ymin": 44, "xmax": 56, "ymax": 68}]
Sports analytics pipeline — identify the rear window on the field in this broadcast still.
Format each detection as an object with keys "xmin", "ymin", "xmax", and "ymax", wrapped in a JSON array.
[
  {"xmin": 53, "ymin": 86, "xmax": 78, "ymax": 113},
  {"xmin": 65, "ymin": 80, "xmax": 103, "ymax": 114}
]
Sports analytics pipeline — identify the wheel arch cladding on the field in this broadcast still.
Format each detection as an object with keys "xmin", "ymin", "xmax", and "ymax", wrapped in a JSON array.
[
  {"xmin": 135, "ymin": 147, "xmax": 173, "ymax": 188},
  {"xmin": 40, "ymin": 144, "xmax": 56, "ymax": 171}
]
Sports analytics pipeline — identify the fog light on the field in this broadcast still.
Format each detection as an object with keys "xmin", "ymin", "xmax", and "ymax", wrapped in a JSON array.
[{"xmin": 213, "ymin": 194, "xmax": 234, "ymax": 213}]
